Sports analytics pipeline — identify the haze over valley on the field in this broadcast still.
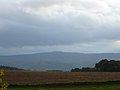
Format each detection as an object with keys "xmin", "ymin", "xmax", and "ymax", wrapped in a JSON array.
[{"xmin": 0, "ymin": 51, "xmax": 120, "ymax": 70}]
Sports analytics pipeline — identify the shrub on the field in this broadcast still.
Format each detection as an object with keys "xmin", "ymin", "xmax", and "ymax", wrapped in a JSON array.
[{"xmin": 0, "ymin": 70, "xmax": 8, "ymax": 90}]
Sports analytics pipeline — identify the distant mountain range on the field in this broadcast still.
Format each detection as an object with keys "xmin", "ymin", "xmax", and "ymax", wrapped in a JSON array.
[{"xmin": 0, "ymin": 51, "xmax": 120, "ymax": 71}]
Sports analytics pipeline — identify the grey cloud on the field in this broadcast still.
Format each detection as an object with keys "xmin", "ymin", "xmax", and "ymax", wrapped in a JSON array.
[
  {"xmin": 0, "ymin": 0, "xmax": 120, "ymax": 54},
  {"xmin": 0, "ymin": 16, "xmax": 120, "ymax": 48},
  {"xmin": 0, "ymin": 20, "xmax": 92, "ymax": 47}
]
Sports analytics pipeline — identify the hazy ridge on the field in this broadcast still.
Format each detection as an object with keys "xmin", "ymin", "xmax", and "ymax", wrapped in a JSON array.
[{"xmin": 0, "ymin": 52, "xmax": 120, "ymax": 70}]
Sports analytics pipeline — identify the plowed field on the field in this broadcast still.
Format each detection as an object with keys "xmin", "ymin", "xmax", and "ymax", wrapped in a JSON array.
[{"xmin": 3, "ymin": 71, "xmax": 120, "ymax": 85}]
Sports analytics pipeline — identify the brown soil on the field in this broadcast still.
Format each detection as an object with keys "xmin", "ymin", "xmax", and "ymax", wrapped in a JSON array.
[{"xmin": 3, "ymin": 71, "xmax": 120, "ymax": 85}]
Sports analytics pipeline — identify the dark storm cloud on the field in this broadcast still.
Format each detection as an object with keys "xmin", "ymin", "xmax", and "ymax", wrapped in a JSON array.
[
  {"xmin": 0, "ymin": 19, "xmax": 94, "ymax": 47},
  {"xmin": 0, "ymin": 0, "xmax": 120, "ymax": 54},
  {"xmin": 0, "ymin": 18, "xmax": 120, "ymax": 48}
]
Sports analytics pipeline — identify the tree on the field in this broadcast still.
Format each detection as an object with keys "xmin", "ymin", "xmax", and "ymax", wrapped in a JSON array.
[
  {"xmin": 95, "ymin": 59, "xmax": 108, "ymax": 71},
  {"xmin": 71, "ymin": 68, "xmax": 80, "ymax": 72},
  {"xmin": 95, "ymin": 59, "xmax": 120, "ymax": 72},
  {"xmin": 0, "ymin": 70, "xmax": 8, "ymax": 90}
]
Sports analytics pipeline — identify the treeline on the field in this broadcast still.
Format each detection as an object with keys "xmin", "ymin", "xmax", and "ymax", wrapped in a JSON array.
[
  {"xmin": 71, "ymin": 59, "xmax": 120, "ymax": 72},
  {"xmin": 95, "ymin": 59, "xmax": 120, "ymax": 72},
  {"xmin": 71, "ymin": 67, "xmax": 97, "ymax": 72},
  {"xmin": 0, "ymin": 65, "xmax": 24, "ymax": 70}
]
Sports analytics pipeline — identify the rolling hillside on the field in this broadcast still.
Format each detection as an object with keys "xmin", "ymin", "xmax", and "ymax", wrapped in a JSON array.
[{"xmin": 0, "ymin": 52, "xmax": 120, "ymax": 70}]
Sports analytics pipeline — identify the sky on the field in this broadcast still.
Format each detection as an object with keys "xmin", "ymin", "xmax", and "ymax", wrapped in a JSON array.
[{"xmin": 0, "ymin": 0, "xmax": 120, "ymax": 55}]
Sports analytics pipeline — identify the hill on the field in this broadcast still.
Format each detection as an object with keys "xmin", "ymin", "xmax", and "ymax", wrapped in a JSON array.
[
  {"xmin": 0, "ymin": 52, "xmax": 120, "ymax": 70},
  {"xmin": 0, "ymin": 65, "xmax": 24, "ymax": 70}
]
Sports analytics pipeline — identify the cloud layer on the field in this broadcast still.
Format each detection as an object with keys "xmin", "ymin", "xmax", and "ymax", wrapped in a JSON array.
[{"xmin": 0, "ymin": 0, "xmax": 120, "ymax": 55}]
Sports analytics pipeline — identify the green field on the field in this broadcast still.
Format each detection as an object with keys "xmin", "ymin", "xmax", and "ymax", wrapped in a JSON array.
[{"xmin": 9, "ymin": 82, "xmax": 120, "ymax": 90}]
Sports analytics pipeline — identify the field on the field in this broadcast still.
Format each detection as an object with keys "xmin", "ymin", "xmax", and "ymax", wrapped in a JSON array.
[
  {"xmin": 3, "ymin": 71, "xmax": 120, "ymax": 90},
  {"xmin": 8, "ymin": 83, "xmax": 120, "ymax": 90},
  {"xmin": 3, "ymin": 71, "xmax": 120, "ymax": 85}
]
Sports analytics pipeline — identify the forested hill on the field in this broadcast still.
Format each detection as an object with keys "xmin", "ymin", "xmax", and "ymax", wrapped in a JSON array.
[
  {"xmin": 0, "ymin": 52, "xmax": 120, "ymax": 70},
  {"xmin": 0, "ymin": 65, "xmax": 24, "ymax": 70}
]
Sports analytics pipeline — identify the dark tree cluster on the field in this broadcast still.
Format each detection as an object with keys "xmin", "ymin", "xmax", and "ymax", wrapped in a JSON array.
[
  {"xmin": 0, "ymin": 65, "xmax": 24, "ymax": 70},
  {"xmin": 71, "ymin": 67, "xmax": 97, "ymax": 72},
  {"xmin": 95, "ymin": 59, "xmax": 120, "ymax": 72},
  {"xmin": 71, "ymin": 59, "xmax": 120, "ymax": 72}
]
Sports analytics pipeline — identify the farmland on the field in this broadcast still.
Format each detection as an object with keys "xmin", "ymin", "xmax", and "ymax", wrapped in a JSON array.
[
  {"xmin": 2, "ymin": 71, "xmax": 120, "ymax": 90},
  {"xmin": 3, "ymin": 71, "xmax": 120, "ymax": 85}
]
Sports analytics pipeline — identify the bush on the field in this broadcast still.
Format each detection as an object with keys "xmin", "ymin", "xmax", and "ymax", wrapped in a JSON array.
[{"xmin": 0, "ymin": 69, "xmax": 8, "ymax": 90}]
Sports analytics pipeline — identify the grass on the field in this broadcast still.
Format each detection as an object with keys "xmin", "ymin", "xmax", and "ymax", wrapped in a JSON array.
[{"xmin": 9, "ymin": 82, "xmax": 120, "ymax": 90}]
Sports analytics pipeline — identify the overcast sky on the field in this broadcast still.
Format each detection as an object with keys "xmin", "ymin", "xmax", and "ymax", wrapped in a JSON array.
[{"xmin": 0, "ymin": 0, "xmax": 120, "ymax": 55}]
